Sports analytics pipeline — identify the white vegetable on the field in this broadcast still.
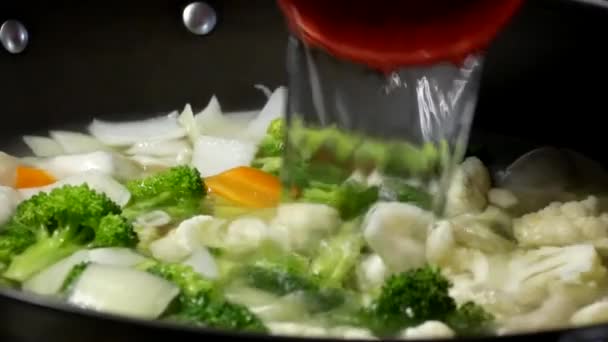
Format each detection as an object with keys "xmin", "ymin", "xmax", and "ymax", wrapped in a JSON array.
[
  {"xmin": 225, "ymin": 288, "xmax": 308, "ymax": 322},
  {"xmin": 399, "ymin": 321, "xmax": 455, "ymax": 339},
  {"xmin": 571, "ymin": 299, "xmax": 608, "ymax": 326},
  {"xmin": 182, "ymin": 248, "xmax": 219, "ymax": 280},
  {"xmin": 513, "ymin": 196, "xmax": 608, "ymax": 253},
  {"xmin": 29, "ymin": 151, "xmax": 142, "ymax": 181},
  {"xmin": 133, "ymin": 210, "xmax": 171, "ymax": 229},
  {"xmin": 49, "ymin": 130, "xmax": 108, "ymax": 154},
  {"xmin": 178, "ymin": 103, "xmax": 200, "ymax": 144},
  {"xmin": 0, "ymin": 186, "xmax": 21, "ymax": 226},
  {"xmin": 362, "ymin": 202, "xmax": 434, "ymax": 272},
  {"xmin": 488, "ymin": 188, "xmax": 518, "ymax": 209},
  {"xmin": 426, "ymin": 220, "xmax": 457, "ymax": 266},
  {"xmin": 224, "ymin": 217, "xmax": 271, "ymax": 253},
  {"xmin": 0, "ymin": 152, "xmax": 18, "ymax": 186},
  {"xmin": 449, "ymin": 210, "xmax": 515, "ymax": 253},
  {"xmin": 68, "ymin": 264, "xmax": 179, "ymax": 319},
  {"xmin": 23, "ymin": 248, "xmax": 146, "ymax": 296},
  {"xmin": 19, "ymin": 170, "xmax": 131, "ymax": 207},
  {"xmin": 23, "ymin": 135, "xmax": 64, "ymax": 157},
  {"xmin": 23, "ymin": 251, "xmax": 89, "ymax": 296},
  {"xmin": 356, "ymin": 254, "xmax": 389, "ymax": 292},
  {"xmin": 129, "ymin": 155, "xmax": 185, "ymax": 169},
  {"xmin": 267, "ymin": 322, "xmax": 328, "ymax": 338},
  {"xmin": 125, "ymin": 139, "xmax": 191, "ymax": 158},
  {"xmin": 247, "ymin": 86, "xmax": 287, "ymax": 141},
  {"xmin": 271, "ymin": 203, "xmax": 341, "ymax": 252},
  {"xmin": 498, "ymin": 293, "xmax": 580, "ymax": 334},
  {"xmin": 88, "ymin": 114, "xmax": 185, "ymax": 146},
  {"xmin": 191, "ymin": 135, "xmax": 256, "ymax": 177},
  {"xmin": 254, "ymin": 84, "xmax": 273, "ymax": 98},
  {"xmin": 194, "ymin": 96, "xmax": 253, "ymax": 140},
  {"xmin": 505, "ymin": 244, "xmax": 608, "ymax": 306},
  {"xmin": 445, "ymin": 157, "xmax": 491, "ymax": 217},
  {"xmin": 328, "ymin": 326, "xmax": 376, "ymax": 339}
]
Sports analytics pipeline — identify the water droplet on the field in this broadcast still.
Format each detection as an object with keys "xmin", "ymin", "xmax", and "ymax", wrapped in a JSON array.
[
  {"xmin": 182, "ymin": 2, "xmax": 217, "ymax": 35},
  {"xmin": 0, "ymin": 20, "xmax": 28, "ymax": 54}
]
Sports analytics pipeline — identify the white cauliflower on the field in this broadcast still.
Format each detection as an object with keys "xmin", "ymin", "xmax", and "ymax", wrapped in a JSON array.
[
  {"xmin": 505, "ymin": 244, "xmax": 608, "ymax": 307},
  {"xmin": 267, "ymin": 322, "xmax": 328, "ymax": 338},
  {"xmin": 571, "ymin": 299, "xmax": 608, "ymax": 326},
  {"xmin": 399, "ymin": 321, "xmax": 455, "ymax": 339},
  {"xmin": 448, "ymin": 207, "xmax": 515, "ymax": 254},
  {"xmin": 270, "ymin": 203, "xmax": 341, "ymax": 252},
  {"xmin": 356, "ymin": 253, "xmax": 390, "ymax": 293},
  {"xmin": 362, "ymin": 202, "xmax": 434, "ymax": 272},
  {"xmin": 224, "ymin": 217, "xmax": 277, "ymax": 253},
  {"xmin": 513, "ymin": 196, "xmax": 608, "ymax": 254},
  {"xmin": 488, "ymin": 188, "xmax": 518, "ymax": 209},
  {"xmin": 444, "ymin": 157, "xmax": 491, "ymax": 217}
]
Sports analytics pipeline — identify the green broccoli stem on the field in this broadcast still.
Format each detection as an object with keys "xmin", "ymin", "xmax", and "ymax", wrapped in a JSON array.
[{"xmin": 3, "ymin": 228, "xmax": 83, "ymax": 282}]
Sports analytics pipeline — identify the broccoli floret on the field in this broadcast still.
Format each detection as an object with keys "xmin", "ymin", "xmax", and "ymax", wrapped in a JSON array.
[
  {"xmin": 0, "ymin": 223, "xmax": 36, "ymax": 271},
  {"xmin": 1, "ymin": 185, "xmax": 135, "ymax": 281},
  {"xmin": 380, "ymin": 178, "xmax": 433, "ymax": 210},
  {"xmin": 143, "ymin": 261, "xmax": 213, "ymax": 297},
  {"xmin": 255, "ymin": 118, "xmax": 285, "ymax": 158},
  {"xmin": 358, "ymin": 266, "xmax": 493, "ymax": 337},
  {"xmin": 172, "ymin": 292, "xmax": 267, "ymax": 332},
  {"xmin": 60, "ymin": 261, "xmax": 90, "ymax": 293},
  {"xmin": 301, "ymin": 181, "xmax": 378, "ymax": 220},
  {"xmin": 123, "ymin": 166, "xmax": 206, "ymax": 222},
  {"xmin": 446, "ymin": 301, "xmax": 494, "ymax": 336},
  {"xmin": 141, "ymin": 261, "xmax": 266, "ymax": 332},
  {"xmin": 239, "ymin": 250, "xmax": 346, "ymax": 313},
  {"xmin": 251, "ymin": 157, "xmax": 282, "ymax": 176},
  {"xmin": 310, "ymin": 220, "xmax": 364, "ymax": 288}
]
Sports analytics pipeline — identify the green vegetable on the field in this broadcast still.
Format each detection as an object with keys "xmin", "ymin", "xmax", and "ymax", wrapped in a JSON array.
[
  {"xmin": 60, "ymin": 261, "xmax": 90, "ymax": 293},
  {"xmin": 446, "ymin": 301, "xmax": 495, "ymax": 336},
  {"xmin": 123, "ymin": 166, "xmax": 206, "ymax": 222},
  {"xmin": 251, "ymin": 157, "xmax": 282, "ymax": 176},
  {"xmin": 238, "ymin": 248, "xmax": 346, "ymax": 313},
  {"xmin": 255, "ymin": 118, "xmax": 285, "ymax": 158},
  {"xmin": 380, "ymin": 178, "xmax": 433, "ymax": 210},
  {"xmin": 1, "ymin": 185, "xmax": 136, "ymax": 281},
  {"xmin": 141, "ymin": 261, "xmax": 265, "ymax": 332},
  {"xmin": 310, "ymin": 220, "xmax": 364, "ymax": 288},
  {"xmin": 301, "ymin": 181, "xmax": 378, "ymax": 220},
  {"xmin": 359, "ymin": 266, "xmax": 493, "ymax": 337}
]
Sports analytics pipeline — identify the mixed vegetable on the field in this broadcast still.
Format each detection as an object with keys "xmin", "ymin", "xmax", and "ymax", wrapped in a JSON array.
[{"xmin": 1, "ymin": 86, "xmax": 608, "ymax": 339}]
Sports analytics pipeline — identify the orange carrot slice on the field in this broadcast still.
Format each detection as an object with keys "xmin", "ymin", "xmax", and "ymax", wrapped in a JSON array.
[
  {"xmin": 15, "ymin": 166, "xmax": 56, "ymax": 189},
  {"xmin": 205, "ymin": 167, "xmax": 281, "ymax": 208}
]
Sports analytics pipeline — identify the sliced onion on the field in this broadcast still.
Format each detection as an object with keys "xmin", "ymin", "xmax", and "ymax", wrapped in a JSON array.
[
  {"xmin": 191, "ymin": 135, "xmax": 256, "ymax": 177},
  {"xmin": 22, "ymin": 250, "xmax": 90, "ymax": 296},
  {"xmin": 254, "ymin": 84, "xmax": 273, "ymax": 98},
  {"xmin": 49, "ymin": 130, "xmax": 109, "ymax": 154},
  {"xmin": 182, "ymin": 248, "xmax": 218, "ymax": 280},
  {"xmin": 68, "ymin": 264, "xmax": 179, "ymax": 319},
  {"xmin": 0, "ymin": 152, "xmax": 18, "ymax": 186},
  {"xmin": 178, "ymin": 103, "xmax": 200, "ymax": 144},
  {"xmin": 194, "ymin": 95, "xmax": 223, "ymax": 130},
  {"xmin": 22, "ymin": 248, "xmax": 146, "ymax": 296},
  {"xmin": 225, "ymin": 110, "xmax": 258, "ymax": 123},
  {"xmin": 88, "ymin": 114, "xmax": 186, "ymax": 146},
  {"xmin": 19, "ymin": 170, "xmax": 131, "ymax": 207},
  {"xmin": 133, "ymin": 210, "xmax": 171, "ymax": 229},
  {"xmin": 125, "ymin": 139, "xmax": 191, "ymax": 157},
  {"xmin": 23, "ymin": 136, "xmax": 64, "ymax": 157},
  {"xmin": 247, "ymin": 86, "xmax": 287, "ymax": 141},
  {"xmin": 28, "ymin": 151, "xmax": 142, "ymax": 181},
  {"xmin": 194, "ymin": 96, "xmax": 255, "ymax": 140}
]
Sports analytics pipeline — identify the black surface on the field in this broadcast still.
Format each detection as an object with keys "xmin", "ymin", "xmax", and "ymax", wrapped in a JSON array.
[{"xmin": 1, "ymin": 0, "xmax": 608, "ymax": 341}]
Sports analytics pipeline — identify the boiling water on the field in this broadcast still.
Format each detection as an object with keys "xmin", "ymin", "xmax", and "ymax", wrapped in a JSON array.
[{"xmin": 283, "ymin": 35, "xmax": 484, "ymax": 214}]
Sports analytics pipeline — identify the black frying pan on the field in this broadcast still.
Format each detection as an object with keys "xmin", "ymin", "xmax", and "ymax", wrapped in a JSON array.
[{"xmin": 1, "ymin": 0, "xmax": 608, "ymax": 341}]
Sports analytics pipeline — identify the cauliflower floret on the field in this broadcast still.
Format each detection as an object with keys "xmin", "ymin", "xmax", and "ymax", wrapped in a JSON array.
[
  {"xmin": 488, "ymin": 188, "xmax": 518, "ymax": 209},
  {"xmin": 224, "ymin": 217, "xmax": 271, "ymax": 252},
  {"xmin": 328, "ymin": 326, "xmax": 376, "ymax": 339},
  {"xmin": 513, "ymin": 196, "xmax": 608, "ymax": 253},
  {"xmin": 505, "ymin": 244, "xmax": 608, "ymax": 307},
  {"xmin": 445, "ymin": 157, "xmax": 491, "ymax": 217},
  {"xmin": 270, "ymin": 203, "xmax": 341, "ymax": 252},
  {"xmin": 571, "ymin": 299, "xmax": 608, "ymax": 326},
  {"xmin": 362, "ymin": 202, "xmax": 434, "ymax": 272},
  {"xmin": 0, "ymin": 186, "xmax": 20, "ymax": 226},
  {"xmin": 149, "ymin": 215, "xmax": 223, "ymax": 262},
  {"xmin": 356, "ymin": 253, "xmax": 389, "ymax": 293},
  {"xmin": 497, "ymin": 292, "xmax": 580, "ymax": 335},
  {"xmin": 399, "ymin": 321, "xmax": 455, "ymax": 339},
  {"xmin": 449, "ymin": 208, "xmax": 515, "ymax": 254}
]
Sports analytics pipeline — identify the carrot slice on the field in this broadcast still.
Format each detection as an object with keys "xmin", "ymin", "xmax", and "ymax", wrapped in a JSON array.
[
  {"xmin": 205, "ymin": 167, "xmax": 281, "ymax": 208},
  {"xmin": 15, "ymin": 166, "xmax": 56, "ymax": 189}
]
